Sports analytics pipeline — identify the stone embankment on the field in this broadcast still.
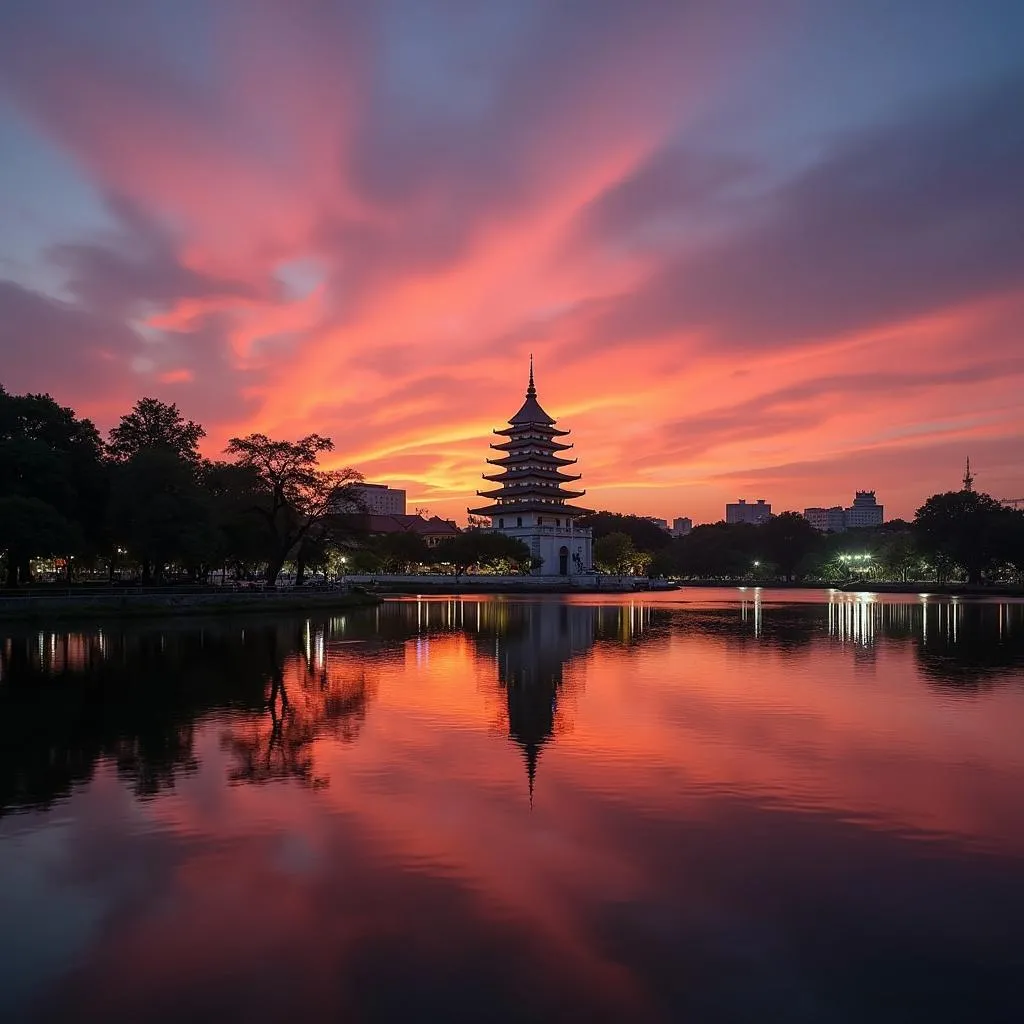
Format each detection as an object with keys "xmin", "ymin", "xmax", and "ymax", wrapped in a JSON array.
[
  {"xmin": 0, "ymin": 585, "xmax": 380, "ymax": 621},
  {"xmin": 343, "ymin": 573, "xmax": 665, "ymax": 594}
]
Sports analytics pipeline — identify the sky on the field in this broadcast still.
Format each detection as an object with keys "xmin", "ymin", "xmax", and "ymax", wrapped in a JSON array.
[{"xmin": 1, "ymin": 0, "xmax": 1022, "ymax": 525}]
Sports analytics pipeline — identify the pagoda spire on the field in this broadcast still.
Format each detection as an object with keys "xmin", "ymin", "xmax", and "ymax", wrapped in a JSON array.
[{"xmin": 468, "ymin": 362, "xmax": 593, "ymax": 519}]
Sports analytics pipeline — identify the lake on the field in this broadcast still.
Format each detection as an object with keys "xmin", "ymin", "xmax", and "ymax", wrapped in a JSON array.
[{"xmin": 2, "ymin": 590, "xmax": 1024, "ymax": 1023}]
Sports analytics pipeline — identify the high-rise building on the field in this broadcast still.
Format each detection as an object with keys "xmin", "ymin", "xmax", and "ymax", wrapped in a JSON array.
[
  {"xmin": 844, "ymin": 490, "xmax": 884, "ymax": 528},
  {"xmin": 469, "ymin": 359, "xmax": 593, "ymax": 576},
  {"xmin": 803, "ymin": 492, "xmax": 884, "ymax": 531},
  {"xmin": 672, "ymin": 517, "xmax": 693, "ymax": 537},
  {"xmin": 348, "ymin": 483, "xmax": 407, "ymax": 516},
  {"xmin": 642, "ymin": 516, "xmax": 670, "ymax": 531},
  {"xmin": 803, "ymin": 506, "xmax": 847, "ymax": 532},
  {"xmin": 726, "ymin": 499, "xmax": 772, "ymax": 525}
]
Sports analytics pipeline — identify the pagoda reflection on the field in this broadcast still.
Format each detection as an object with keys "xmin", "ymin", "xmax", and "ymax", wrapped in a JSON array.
[{"xmin": 467, "ymin": 600, "xmax": 657, "ymax": 804}]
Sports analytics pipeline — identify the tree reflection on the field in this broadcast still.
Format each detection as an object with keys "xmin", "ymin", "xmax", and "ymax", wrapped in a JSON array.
[
  {"xmin": 0, "ymin": 616, "xmax": 378, "ymax": 814},
  {"xmin": 0, "ymin": 625, "xmax": 272, "ymax": 814},
  {"xmin": 219, "ymin": 624, "xmax": 375, "ymax": 789},
  {"xmin": 914, "ymin": 600, "xmax": 1024, "ymax": 691}
]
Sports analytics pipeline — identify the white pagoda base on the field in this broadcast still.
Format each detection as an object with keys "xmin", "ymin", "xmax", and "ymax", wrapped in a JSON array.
[{"xmin": 492, "ymin": 523, "xmax": 593, "ymax": 577}]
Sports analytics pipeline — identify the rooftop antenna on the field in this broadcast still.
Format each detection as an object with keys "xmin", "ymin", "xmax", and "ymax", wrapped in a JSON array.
[{"xmin": 963, "ymin": 457, "xmax": 974, "ymax": 492}]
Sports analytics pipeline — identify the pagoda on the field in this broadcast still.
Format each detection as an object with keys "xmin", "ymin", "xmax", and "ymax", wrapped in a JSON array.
[{"xmin": 469, "ymin": 358, "xmax": 593, "ymax": 577}]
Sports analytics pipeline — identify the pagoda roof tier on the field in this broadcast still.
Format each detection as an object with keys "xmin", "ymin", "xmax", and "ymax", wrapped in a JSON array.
[
  {"xmin": 493, "ymin": 423, "xmax": 570, "ymax": 438},
  {"xmin": 469, "ymin": 500, "xmax": 594, "ymax": 517},
  {"xmin": 489, "ymin": 440, "xmax": 573, "ymax": 456},
  {"xmin": 476, "ymin": 485, "xmax": 587, "ymax": 501},
  {"xmin": 483, "ymin": 467, "xmax": 581, "ymax": 484},
  {"xmin": 487, "ymin": 448, "xmax": 577, "ymax": 464}
]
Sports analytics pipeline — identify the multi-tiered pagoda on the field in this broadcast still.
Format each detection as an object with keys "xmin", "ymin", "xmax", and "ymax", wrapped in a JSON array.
[{"xmin": 469, "ymin": 359, "xmax": 593, "ymax": 576}]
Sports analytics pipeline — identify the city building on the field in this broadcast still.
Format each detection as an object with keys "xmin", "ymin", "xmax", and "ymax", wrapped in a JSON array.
[
  {"xmin": 803, "ymin": 506, "xmax": 847, "ymax": 532},
  {"xmin": 350, "ymin": 483, "xmax": 407, "ymax": 516},
  {"xmin": 803, "ymin": 491, "xmax": 884, "ymax": 531},
  {"xmin": 469, "ymin": 359, "xmax": 593, "ymax": 576},
  {"xmin": 642, "ymin": 516, "xmax": 670, "ymax": 531},
  {"xmin": 341, "ymin": 513, "xmax": 459, "ymax": 547},
  {"xmin": 672, "ymin": 517, "xmax": 693, "ymax": 537},
  {"xmin": 726, "ymin": 499, "xmax": 772, "ymax": 525},
  {"xmin": 844, "ymin": 490, "xmax": 884, "ymax": 529}
]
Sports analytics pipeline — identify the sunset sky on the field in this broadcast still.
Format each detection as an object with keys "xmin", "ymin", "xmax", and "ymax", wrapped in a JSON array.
[{"xmin": 1, "ymin": 0, "xmax": 1022, "ymax": 524}]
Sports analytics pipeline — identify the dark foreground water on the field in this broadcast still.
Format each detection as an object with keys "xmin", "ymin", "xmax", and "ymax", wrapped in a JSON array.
[{"xmin": 2, "ymin": 591, "xmax": 1024, "ymax": 1024}]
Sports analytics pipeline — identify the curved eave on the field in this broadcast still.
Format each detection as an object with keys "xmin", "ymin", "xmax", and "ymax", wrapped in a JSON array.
[
  {"xmin": 491, "ymin": 436, "xmax": 572, "ymax": 448},
  {"xmin": 476, "ymin": 486, "xmax": 587, "ymax": 500},
  {"xmin": 487, "ymin": 453, "xmax": 577, "ymax": 467},
  {"xmin": 493, "ymin": 424, "xmax": 570, "ymax": 438},
  {"xmin": 469, "ymin": 501, "xmax": 594, "ymax": 517},
  {"xmin": 483, "ymin": 469, "xmax": 582, "ymax": 484}
]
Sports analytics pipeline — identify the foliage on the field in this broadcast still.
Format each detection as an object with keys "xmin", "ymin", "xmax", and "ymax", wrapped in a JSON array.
[
  {"xmin": 434, "ymin": 531, "xmax": 531, "ymax": 574},
  {"xmin": 108, "ymin": 448, "xmax": 216, "ymax": 581},
  {"xmin": 757, "ymin": 512, "xmax": 820, "ymax": 582},
  {"xmin": 372, "ymin": 531, "xmax": 430, "ymax": 573},
  {"xmin": 914, "ymin": 491, "xmax": 1020, "ymax": 584},
  {"xmin": 0, "ymin": 496, "xmax": 80, "ymax": 586},
  {"xmin": 106, "ymin": 399, "xmax": 214, "ymax": 581},
  {"xmin": 652, "ymin": 522, "xmax": 759, "ymax": 578},
  {"xmin": 576, "ymin": 511, "xmax": 672, "ymax": 553},
  {"xmin": 107, "ymin": 397, "xmax": 205, "ymax": 463},
  {"xmin": 225, "ymin": 433, "xmax": 362, "ymax": 585},
  {"xmin": 0, "ymin": 387, "xmax": 105, "ymax": 584},
  {"xmin": 593, "ymin": 532, "xmax": 636, "ymax": 574}
]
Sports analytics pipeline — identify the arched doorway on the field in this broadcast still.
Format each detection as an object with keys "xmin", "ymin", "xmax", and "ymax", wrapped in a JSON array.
[{"xmin": 558, "ymin": 545, "xmax": 569, "ymax": 576}]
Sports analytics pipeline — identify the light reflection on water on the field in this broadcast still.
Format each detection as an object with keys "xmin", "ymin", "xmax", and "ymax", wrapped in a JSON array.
[{"xmin": 1, "ymin": 590, "xmax": 1024, "ymax": 1024}]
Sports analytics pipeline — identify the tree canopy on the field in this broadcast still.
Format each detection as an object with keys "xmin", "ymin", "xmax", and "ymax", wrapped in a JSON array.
[
  {"xmin": 224, "ymin": 433, "xmax": 362, "ymax": 585},
  {"xmin": 107, "ymin": 397, "xmax": 205, "ymax": 463}
]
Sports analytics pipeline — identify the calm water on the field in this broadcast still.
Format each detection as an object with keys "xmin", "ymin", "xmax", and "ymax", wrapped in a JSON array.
[{"xmin": 2, "ymin": 590, "xmax": 1024, "ymax": 1024}]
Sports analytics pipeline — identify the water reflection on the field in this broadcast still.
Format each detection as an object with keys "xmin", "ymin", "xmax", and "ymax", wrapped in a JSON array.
[
  {"xmin": 3, "ymin": 597, "xmax": 1024, "ymax": 819},
  {"xmin": 2, "ymin": 594, "xmax": 1024, "ymax": 1023},
  {"xmin": 0, "ymin": 601, "xmax": 661, "ymax": 817}
]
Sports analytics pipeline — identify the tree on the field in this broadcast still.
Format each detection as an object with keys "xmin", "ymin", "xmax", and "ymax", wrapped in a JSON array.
[
  {"xmin": 655, "ymin": 522, "xmax": 758, "ymax": 578},
  {"xmin": 914, "ymin": 491, "xmax": 1012, "ymax": 585},
  {"xmin": 577, "ymin": 512, "xmax": 673, "ymax": 553},
  {"xmin": 107, "ymin": 398, "xmax": 213, "ymax": 582},
  {"xmin": 435, "ymin": 532, "xmax": 531, "ymax": 575},
  {"xmin": 108, "ymin": 448, "xmax": 215, "ymax": 582},
  {"xmin": 373, "ymin": 531, "xmax": 429, "ymax": 573},
  {"xmin": 200, "ymin": 460, "xmax": 268, "ymax": 579},
  {"xmin": 225, "ymin": 433, "xmax": 362, "ymax": 585},
  {"xmin": 0, "ymin": 388, "xmax": 106, "ymax": 584},
  {"xmin": 758, "ymin": 512, "xmax": 820, "ymax": 582},
  {"xmin": 873, "ymin": 529, "xmax": 921, "ymax": 584},
  {"xmin": 107, "ymin": 397, "xmax": 205, "ymax": 463},
  {"xmin": 0, "ymin": 496, "xmax": 80, "ymax": 587},
  {"xmin": 594, "ymin": 532, "xmax": 636, "ymax": 574},
  {"xmin": 998, "ymin": 510, "xmax": 1024, "ymax": 583}
]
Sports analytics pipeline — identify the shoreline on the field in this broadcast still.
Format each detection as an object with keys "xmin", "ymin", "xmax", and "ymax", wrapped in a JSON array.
[
  {"xmin": 677, "ymin": 580, "xmax": 1024, "ymax": 596},
  {"xmin": 0, "ymin": 587, "xmax": 381, "ymax": 622}
]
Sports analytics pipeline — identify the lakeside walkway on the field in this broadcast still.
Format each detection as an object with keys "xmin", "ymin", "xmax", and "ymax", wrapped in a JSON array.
[{"xmin": 0, "ymin": 585, "xmax": 380, "ymax": 621}]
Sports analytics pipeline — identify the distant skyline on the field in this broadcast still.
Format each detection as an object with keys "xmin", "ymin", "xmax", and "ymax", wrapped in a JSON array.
[{"xmin": 1, "ymin": 0, "xmax": 1022, "ymax": 523}]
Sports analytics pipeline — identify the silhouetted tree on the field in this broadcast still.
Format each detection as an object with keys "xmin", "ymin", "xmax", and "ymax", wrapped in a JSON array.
[
  {"xmin": 914, "ymin": 491, "xmax": 1013, "ymax": 584},
  {"xmin": 576, "ymin": 511, "xmax": 672, "ymax": 553},
  {"xmin": 0, "ymin": 387, "xmax": 106, "ymax": 584},
  {"xmin": 225, "ymin": 433, "xmax": 362, "ymax": 585},
  {"xmin": 758, "ymin": 512, "xmax": 820, "ymax": 582},
  {"xmin": 107, "ymin": 396, "xmax": 204, "ymax": 463},
  {"xmin": 594, "ymin": 532, "xmax": 636, "ymax": 574},
  {"xmin": 434, "ymin": 532, "xmax": 531, "ymax": 574}
]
